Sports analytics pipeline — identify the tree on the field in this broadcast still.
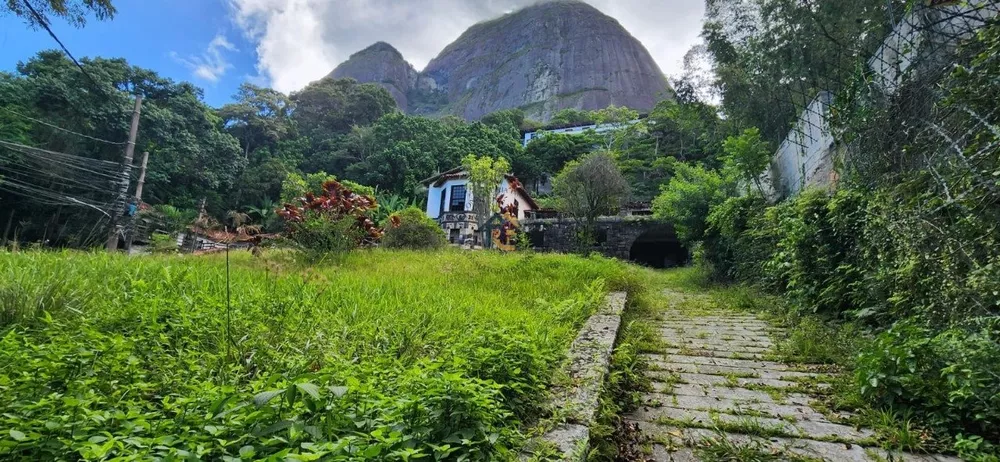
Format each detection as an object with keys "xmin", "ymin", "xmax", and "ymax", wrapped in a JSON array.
[
  {"xmin": 462, "ymin": 154, "xmax": 511, "ymax": 244},
  {"xmin": 335, "ymin": 113, "xmax": 521, "ymax": 201},
  {"xmin": 218, "ymin": 83, "xmax": 295, "ymax": 159},
  {"xmin": 593, "ymin": 105, "xmax": 644, "ymax": 153},
  {"xmin": 290, "ymin": 77, "xmax": 396, "ymax": 155},
  {"xmin": 480, "ymin": 108, "xmax": 525, "ymax": 140},
  {"xmin": 552, "ymin": 152, "xmax": 629, "ymax": 242},
  {"xmin": 703, "ymin": 0, "xmax": 906, "ymax": 144},
  {"xmin": 722, "ymin": 127, "xmax": 772, "ymax": 194},
  {"xmin": 3, "ymin": 0, "xmax": 115, "ymax": 28},
  {"xmin": 0, "ymin": 51, "xmax": 244, "ymax": 245},
  {"xmin": 550, "ymin": 108, "xmax": 594, "ymax": 126},
  {"xmin": 652, "ymin": 163, "xmax": 736, "ymax": 244}
]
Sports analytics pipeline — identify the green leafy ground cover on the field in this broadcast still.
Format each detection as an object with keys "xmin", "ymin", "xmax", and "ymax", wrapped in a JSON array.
[{"xmin": 0, "ymin": 249, "xmax": 640, "ymax": 460}]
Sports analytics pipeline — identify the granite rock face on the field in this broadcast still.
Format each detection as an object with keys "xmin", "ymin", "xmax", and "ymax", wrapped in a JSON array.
[
  {"xmin": 329, "ymin": 42, "xmax": 419, "ymax": 111},
  {"xmin": 327, "ymin": 0, "xmax": 671, "ymax": 121}
]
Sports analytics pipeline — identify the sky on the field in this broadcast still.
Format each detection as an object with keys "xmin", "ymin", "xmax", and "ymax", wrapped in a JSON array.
[{"xmin": 0, "ymin": 0, "xmax": 707, "ymax": 108}]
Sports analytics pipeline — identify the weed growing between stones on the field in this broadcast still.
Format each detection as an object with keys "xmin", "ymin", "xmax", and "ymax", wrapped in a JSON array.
[{"xmin": 694, "ymin": 434, "xmax": 822, "ymax": 462}]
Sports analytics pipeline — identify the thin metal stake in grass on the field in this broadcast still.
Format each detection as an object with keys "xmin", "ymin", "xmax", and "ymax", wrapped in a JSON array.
[{"xmin": 226, "ymin": 243, "xmax": 233, "ymax": 361}]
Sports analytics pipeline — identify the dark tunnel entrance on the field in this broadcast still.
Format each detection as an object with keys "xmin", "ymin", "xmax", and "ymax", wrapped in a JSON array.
[{"xmin": 629, "ymin": 226, "xmax": 689, "ymax": 269}]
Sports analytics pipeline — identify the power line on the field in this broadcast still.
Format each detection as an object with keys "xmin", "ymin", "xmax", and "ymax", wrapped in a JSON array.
[
  {"xmin": 0, "ymin": 107, "xmax": 127, "ymax": 145},
  {"xmin": 20, "ymin": 0, "xmax": 104, "ymax": 91},
  {"xmin": 0, "ymin": 139, "xmax": 122, "ymax": 171}
]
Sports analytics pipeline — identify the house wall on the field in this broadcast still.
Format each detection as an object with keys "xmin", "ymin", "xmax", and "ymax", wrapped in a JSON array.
[
  {"xmin": 426, "ymin": 178, "xmax": 472, "ymax": 219},
  {"xmin": 496, "ymin": 180, "xmax": 530, "ymax": 220}
]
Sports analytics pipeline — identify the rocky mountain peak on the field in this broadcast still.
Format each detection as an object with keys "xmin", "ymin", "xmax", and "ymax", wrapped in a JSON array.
[
  {"xmin": 329, "ymin": 41, "xmax": 418, "ymax": 111},
  {"xmin": 328, "ymin": 2, "xmax": 671, "ymax": 121}
]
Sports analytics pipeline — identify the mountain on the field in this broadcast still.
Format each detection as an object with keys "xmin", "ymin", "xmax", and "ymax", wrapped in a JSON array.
[
  {"xmin": 329, "ymin": 0, "xmax": 672, "ymax": 122},
  {"xmin": 329, "ymin": 42, "xmax": 419, "ymax": 111}
]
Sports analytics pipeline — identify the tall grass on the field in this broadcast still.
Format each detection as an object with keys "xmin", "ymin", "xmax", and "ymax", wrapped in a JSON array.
[{"xmin": 0, "ymin": 249, "xmax": 640, "ymax": 460}]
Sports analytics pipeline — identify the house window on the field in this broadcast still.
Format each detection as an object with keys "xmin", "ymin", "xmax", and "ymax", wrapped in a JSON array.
[{"xmin": 449, "ymin": 185, "xmax": 467, "ymax": 211}]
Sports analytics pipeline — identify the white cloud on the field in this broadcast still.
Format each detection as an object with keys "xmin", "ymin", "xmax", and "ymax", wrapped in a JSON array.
[
  {"xmin": 172, "ymin": 34, "xmax": 238, "ymax": 83},
  {"xmin": 228, "ymin": 0, "xmax": 707, "ymax": 94}
]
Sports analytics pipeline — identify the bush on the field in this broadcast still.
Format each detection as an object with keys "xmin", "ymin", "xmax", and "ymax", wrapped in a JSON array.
[
  {"xmin": 284, "ymin": 213, "xmax": 364, "ymax": 261},
  {"xmin": 148, "ymin": 233, "xmax": 178, "ymax": 253},
  {"xmin": 277, "ymin": 180, "xmax": 382, "ymax": 261},
  {"xmin": 652, "ymin": 163, "xmax": 734, "ymax": 244},
  {"xmin": 857, "ymin": 323, "xmax": 1000, "ymax": 445},
  {"xmin": 382, "ymin": 207, "xmax": 447, "ymax": 250}
]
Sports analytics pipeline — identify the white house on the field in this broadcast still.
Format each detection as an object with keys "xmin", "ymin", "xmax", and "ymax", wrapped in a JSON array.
[{"xmin": 423, "ymin": 167, "xmax": 538, "ymax": 244}]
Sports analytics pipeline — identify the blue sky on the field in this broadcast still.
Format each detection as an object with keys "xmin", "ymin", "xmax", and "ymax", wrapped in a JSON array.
[
  {"xmin": 1, "ymin": 1, "xmax": 706, "ymax": 109},
  {"xmin": 0, "ymin": 0, "xmax": 258, "ymax": 107}
]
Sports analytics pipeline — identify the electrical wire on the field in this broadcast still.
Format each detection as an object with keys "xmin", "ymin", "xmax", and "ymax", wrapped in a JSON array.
[
  {"xmin": 19, "ymin": 0, "xmax": 104, "ymax": 92},
  {"xmin": 0, "ymin": 107, "xmax": 127, "ymax": 146}
]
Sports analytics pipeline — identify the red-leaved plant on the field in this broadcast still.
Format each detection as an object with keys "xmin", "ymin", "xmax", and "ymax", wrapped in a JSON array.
[{"xmin": 277, "ymin": 181, "xmax": 383, "ymax": 254}]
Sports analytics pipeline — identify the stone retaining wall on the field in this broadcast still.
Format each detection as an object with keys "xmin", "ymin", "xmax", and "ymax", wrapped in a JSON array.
[{"xmin": 521, "ymin": 292, "xmax": 628, "ymax": 461}]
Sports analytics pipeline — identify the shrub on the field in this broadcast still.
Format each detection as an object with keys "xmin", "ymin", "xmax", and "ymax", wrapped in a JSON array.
[
  {"xmin": 857, "ymin": 323, "xmax": 1000, "ymax": 445},
  {"xmin": 702, "ymin": 194, "xmax": 775, "ymax": 284},
  {"xmin": 653, "ymin": 163, "xmax": 735, "ymax": 244},
  {"xmin": 148, "ymin": 233, "xmax": 178, "ymax": 253},
  {"xmin": 382, "ymin": 207, "xmax": 446, "ymax": 250},
  {"xmin": 277, "ymin": 180, "xmax": 382, "ymax": 260}
]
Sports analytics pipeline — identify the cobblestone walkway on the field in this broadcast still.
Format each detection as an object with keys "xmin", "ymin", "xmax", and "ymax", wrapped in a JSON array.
[{"xmin": 626, "ymin": 292, "xmax": 960, "ymax": 462}]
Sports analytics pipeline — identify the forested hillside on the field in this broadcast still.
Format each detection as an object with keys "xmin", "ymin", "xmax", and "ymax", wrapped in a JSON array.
[{"xmin": 0, "ymin": 48, "xmax": 729, "ymax": 247}]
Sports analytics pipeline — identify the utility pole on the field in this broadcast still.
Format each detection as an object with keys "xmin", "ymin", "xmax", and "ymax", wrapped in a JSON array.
[
  {"xmin": 106, "ymin": 95, "xmax": 143, "ymax": 252},
  {"xmin": 124, "ymin": 151, "xmax": 149, "ymax": 253}
]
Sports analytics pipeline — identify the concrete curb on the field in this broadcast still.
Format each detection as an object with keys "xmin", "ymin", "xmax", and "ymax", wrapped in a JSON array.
[{"xmin": 522, "ymin": 291, "xmax": 628, "ymax": 461}]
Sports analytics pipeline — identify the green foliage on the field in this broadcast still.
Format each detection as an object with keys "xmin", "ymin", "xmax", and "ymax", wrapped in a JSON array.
[
  {"xmin": 652, "ymin": 163, "xmax": 734, "ymax": 244},
  {"xmin": 3, "ymin": 0, "xmax": 116, "ymax": 28},
  {"xmin": 1, "ymin": 52, "xmax": 245, "ymax": 244},
  {"xmin": 593, "ymin": 105, "xmax": 644, "ymax": 152},
  {"xmin": 0, "ymin": 249, "xmax": 638, "ymax": 460},
  {"xmin": 722, "ymin": 127, "xmax": 772, "ymax": 194},
  {"xmin": 700, "ymin": 186, "xmax": 1000, "ymax": 452},
  {"xmin": 515, "ymin": 133, "xmax": 595, "ymax": 189},
  {"xmin": 382, "ymin": 207, "xmax": 447, "ymax": 250},
  {"xmin": 147, "ymin": 233, "xmax": 177, "ymax": 254},
  {"xmin": 856, "ymin": 323, "xmax": 1000, "ymax": 445},
  {"xmin": 550, "ymin": 108, "xmax": 594, "ymax": 126},
  {"xmin": 371, "ymin": 190, "xmax": 416, "ymax": 227},
  {"xmin": 284, "ymin": 212, "xmax": 364, "ymax": 262},
  {"xmin": 332, "ymin": 113, "xmax": 522, "ymax": 201},
  {"xmin": 703, "ymin": 0, "xmax": 905, "ymax": 144},
  {"xmin": 291, "ymin": 77, "xmax": 397, "ymax": 141}
]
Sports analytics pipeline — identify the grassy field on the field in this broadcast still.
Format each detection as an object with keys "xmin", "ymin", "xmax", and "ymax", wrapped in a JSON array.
[{"xmin": 0, "ymin": 249, "xmax": 642, "ymax": 460}]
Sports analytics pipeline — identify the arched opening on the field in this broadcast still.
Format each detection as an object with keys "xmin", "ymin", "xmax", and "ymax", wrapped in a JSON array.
[{"xmin": 629, "ymin": 225, "xmax": 689, "ymax": 269}]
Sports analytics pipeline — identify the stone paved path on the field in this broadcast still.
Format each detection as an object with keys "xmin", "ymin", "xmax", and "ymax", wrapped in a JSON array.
[{"xmin": 626, "ymin": 292, "xmax": 961, "ymax": 462}]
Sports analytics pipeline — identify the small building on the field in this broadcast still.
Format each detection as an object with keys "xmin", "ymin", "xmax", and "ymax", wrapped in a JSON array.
[
  {"xmin": 520, "ymin": 117, "xmax": 645, "ymax": 148},
  {"xmin": 423, "ymin": 167, "xmax": 539, "ymax": 244}
]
